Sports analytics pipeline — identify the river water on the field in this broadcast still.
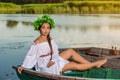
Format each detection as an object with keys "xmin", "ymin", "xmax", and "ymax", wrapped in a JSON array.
[{"xmin": 0, "ymin": 14, "xmax": 120, "ymax": 80}]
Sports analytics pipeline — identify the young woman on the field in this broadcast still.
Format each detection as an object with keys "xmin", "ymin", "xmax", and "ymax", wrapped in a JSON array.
[{"xmin": 18, "ymin": 15, "xmax": 107, "ymax": 75}]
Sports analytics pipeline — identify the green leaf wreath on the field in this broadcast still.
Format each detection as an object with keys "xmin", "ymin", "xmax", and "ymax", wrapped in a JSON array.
[{"xmin": 34, "ymin": 15, "xmax": 55, "ymax": 30}]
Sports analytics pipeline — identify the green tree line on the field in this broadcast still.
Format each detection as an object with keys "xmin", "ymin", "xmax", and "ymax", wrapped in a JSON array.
[
  {"xmin": 0, "ymin": 0, "xmax": 63, "ymax": 4},
  {"xmin": 0, "ymin": 1, "xmax": 120, "ymax": 14},
  {"xmin": 0, "ymin": 0, "xmax": 119, "ymax": 4}
]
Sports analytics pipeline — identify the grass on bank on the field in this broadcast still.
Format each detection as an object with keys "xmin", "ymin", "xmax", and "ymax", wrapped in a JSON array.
[
  {"xmin": 0, "ymin": 1, "xmax": 120, "ymax": 14},
  {"xmin": 0, "ymin": 2, "xmax": 21, "ymax": 13}
]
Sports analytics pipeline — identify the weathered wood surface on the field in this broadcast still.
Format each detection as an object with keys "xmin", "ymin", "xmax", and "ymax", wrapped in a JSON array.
[
  {"xmin": 80, "ymin": 53, "xmax": 120, "ymax": 69},
  {"xmin": 85, "ymin": 47, "xmax": 120, "ymax": 57}
]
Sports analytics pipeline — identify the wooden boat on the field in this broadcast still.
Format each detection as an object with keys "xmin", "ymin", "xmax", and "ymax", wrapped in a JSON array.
[
  {"xmin": 12, "ymin": 47, "xmax": 120, "ymax": 80},
  {"xmin": 12, "ymin": 65, "xmax": 120, "ymax": 80}
]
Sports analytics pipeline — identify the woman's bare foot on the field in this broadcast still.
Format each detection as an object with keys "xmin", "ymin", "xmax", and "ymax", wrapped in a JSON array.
[{"xmin": 95, "ymin": 59, "xmax": 107, "ymax": 68}]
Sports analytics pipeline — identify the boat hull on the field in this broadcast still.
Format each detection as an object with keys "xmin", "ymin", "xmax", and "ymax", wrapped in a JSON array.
[{"xmin": 13, "ymin": 66, "xmax": 120, "ymax": 80}]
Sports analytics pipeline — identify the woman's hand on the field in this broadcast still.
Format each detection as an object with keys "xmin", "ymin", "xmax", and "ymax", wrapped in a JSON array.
[
  {"xmin": 18, "ymin": 66, "xmax": 24, "ymax": 74},
  {"xmin": 47, "ymin": 60, "xmax": 55, "ymax": 67}
]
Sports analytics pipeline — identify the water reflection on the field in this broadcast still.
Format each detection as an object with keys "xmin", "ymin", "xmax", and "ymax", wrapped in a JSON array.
[
  {"xmin": 56, "ymin": 24, "xmax": 101, "ymax": 33},
  {"xmin": 109, "ymin": 24, "xmax": 120, "ymax": 30},
  {"xmin": 22, "ymin": 21, "xmax": 33, "ymax": 27},
  {"xmin": 3, "ymin": 15, "xmax": 120, "ymax": 34},
  {"xmin": 6, "ymin": 20, "xmax": 18, "ymax": 28},
  {"xmin": 6, "ymin": 20, "xmax": 33, "ymax": 28}
]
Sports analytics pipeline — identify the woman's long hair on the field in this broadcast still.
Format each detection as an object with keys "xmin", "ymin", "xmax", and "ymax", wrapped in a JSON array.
[{"xmin": 47, "ymin": 34, "xmax": 53, "ymax": 60}]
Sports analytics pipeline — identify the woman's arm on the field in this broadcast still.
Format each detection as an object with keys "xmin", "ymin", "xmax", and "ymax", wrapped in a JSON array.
[{"xmin": 18, "ymin": 43, "xmax": 39, "ymax": 73}]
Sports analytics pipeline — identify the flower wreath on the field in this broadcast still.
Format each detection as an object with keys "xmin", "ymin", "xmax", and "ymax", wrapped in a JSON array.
[{"xmin": 34, "ymin": 15, "xmax": 55, "ymax": 30}]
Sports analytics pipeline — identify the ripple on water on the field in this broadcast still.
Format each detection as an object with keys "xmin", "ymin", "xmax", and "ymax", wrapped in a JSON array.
[
  {"xmin": 0, "ymin": 41, "xmax": 29, "ymax": 50},
  {"xmin": 0, "ymin": 41, "xmax": 30, "ymax": 56},
  {"xmin": 1, "ymin": 70, "xmax": 18, "ymax": 80}
]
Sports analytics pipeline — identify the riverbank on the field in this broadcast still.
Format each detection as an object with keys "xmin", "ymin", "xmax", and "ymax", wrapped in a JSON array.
[{"xmin": 0, "ymin": 1, "xmax": 120, "ymax": 14}]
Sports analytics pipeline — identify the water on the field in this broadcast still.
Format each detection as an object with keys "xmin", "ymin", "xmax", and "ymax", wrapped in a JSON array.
[{"xmin": 0, "ymin": 14, "xmax": 120, "ymax": 80}]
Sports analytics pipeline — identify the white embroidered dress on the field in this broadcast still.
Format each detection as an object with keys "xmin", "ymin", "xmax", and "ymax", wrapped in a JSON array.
[{"xmin": 21, "ymin": 40, "xmax": 69, "ymax": 75}]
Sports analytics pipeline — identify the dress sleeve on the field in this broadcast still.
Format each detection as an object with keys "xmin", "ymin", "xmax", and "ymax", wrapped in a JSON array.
[
  {"xmin": 51, "ymin": 40, "xmax": 60, "ymax": 63},
  {"xmin": 21, "ymin": 43, "xmax": 39, "ymax": 69}
]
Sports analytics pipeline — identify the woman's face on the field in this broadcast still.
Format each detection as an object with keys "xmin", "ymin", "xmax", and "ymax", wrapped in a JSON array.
[{"xmin": 40, "ymin": 23, "xmax": 51, "ymax": 36}]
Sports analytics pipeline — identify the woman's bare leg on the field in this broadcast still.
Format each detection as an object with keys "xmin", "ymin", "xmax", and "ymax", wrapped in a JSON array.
[
  {"xmin": 60, "ymin": 49, "xmax": 90, "ymax": 64},
  {"xmin": 62, "ymin": 59, "xmax": 107, "ymax": 72}
]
